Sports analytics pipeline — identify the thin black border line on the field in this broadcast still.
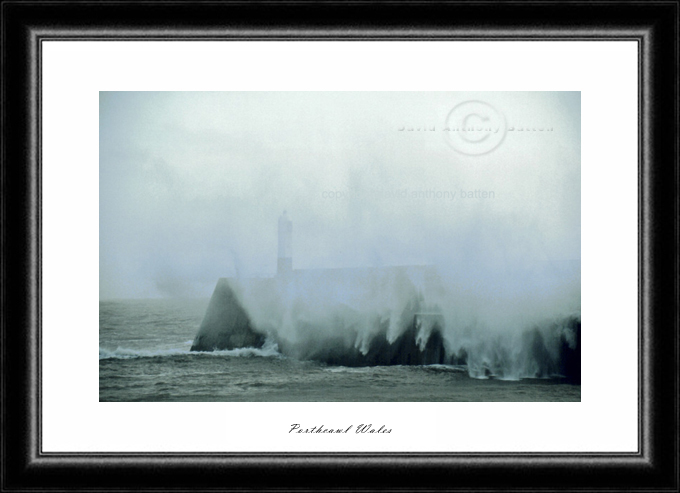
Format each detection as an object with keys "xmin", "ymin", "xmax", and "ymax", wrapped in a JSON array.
[
  {"xmin": 27, "ymin": 23, "xmax": 652, "ymax": 40},
  {"xmin": 37, "ymin": 34, "xmax": 641, "ymax": 459},
  {"xmin": 638, "ymin": 29, "xmax": 646, "ymax": 464},
  {"xmin": 35, "ymin": 17, "xmax": 43, "ymax": 468},
  {"xmin": 33, "ymin": 34, "xmax": 649, "ymax": 40},
  {"xmin": 638, "ymin": 22, "xmax": 649, "ymax": 468}
]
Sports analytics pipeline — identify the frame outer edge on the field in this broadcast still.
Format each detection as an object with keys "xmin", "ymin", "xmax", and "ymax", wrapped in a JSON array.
[{"xmin": 1, "ymin": 1, "xmax": 678, "ymax": 491}]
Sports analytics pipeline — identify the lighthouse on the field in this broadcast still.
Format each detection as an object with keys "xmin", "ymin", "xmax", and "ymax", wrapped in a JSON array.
[
  {"xmin": 192, "ymin": 211, "xmax": 448, "ymax": 364},
  {"xmin": 277, "ymin": 211, "xmax": 293, "ymax": 276}
]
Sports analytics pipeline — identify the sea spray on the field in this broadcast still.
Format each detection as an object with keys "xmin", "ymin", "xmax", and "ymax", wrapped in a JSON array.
[{"xmin": 190, "ymin": 265, "xmax": 580, "ymax": 382}]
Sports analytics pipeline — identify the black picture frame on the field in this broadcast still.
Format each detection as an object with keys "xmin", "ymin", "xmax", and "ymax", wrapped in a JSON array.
[{"xmin": 2, "ymin": 2, "xmax": 678, "ymax": 491}]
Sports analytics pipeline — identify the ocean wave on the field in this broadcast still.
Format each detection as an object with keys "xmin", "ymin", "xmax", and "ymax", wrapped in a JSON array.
[
  {"xmin": 99, "ymin": 343, "xmax": 282, "ymax": 361},
  {"xmin": 324, "ymin": 366, "xmax": 373, "ymax": 374},
  {"xmin": 99, "ymin": 346, "xmax": 188, "ymax": 360},
  {"xmin": 420, "ymin": 364, "xmax": 468, "ymax": 373}
]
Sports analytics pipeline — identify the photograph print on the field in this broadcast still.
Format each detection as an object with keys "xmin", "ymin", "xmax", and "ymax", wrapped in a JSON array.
[{"xmin": 99, "ymin": 91, "xmax": 581, "ymax": 402}]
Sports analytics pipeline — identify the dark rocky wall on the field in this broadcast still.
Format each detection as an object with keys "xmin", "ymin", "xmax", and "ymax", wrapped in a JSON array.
[
  {"xmin": 190, "ymin": 279, "xmax": 579, "ymax": 383},
  {"xmin": 276, "ymin": 317, "xmax": 448, "ymax": 367},
  {"xmin": 190, "ymin": 279, "xmax": 265, "ymax": 351}
]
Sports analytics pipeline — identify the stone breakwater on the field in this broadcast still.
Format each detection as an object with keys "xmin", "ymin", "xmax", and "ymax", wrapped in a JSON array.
[{"xmin": 190, "ymin": 276, "xmax": 580, "ymax": 383}]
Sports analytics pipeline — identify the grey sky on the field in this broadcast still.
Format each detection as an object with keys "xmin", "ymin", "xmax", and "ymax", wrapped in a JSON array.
[{"xmin": 100, "ymin": 91, "xmax": 580, "ymax": 301}]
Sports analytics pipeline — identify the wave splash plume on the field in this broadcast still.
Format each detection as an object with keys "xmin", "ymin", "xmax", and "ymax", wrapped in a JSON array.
[
  {"xmin": 190, "ymin": 266, "xmax": 580, "ymax": 383},
  {"xmin": 100, "ymin": 340, "xmax": 281, "ymax": 361}
]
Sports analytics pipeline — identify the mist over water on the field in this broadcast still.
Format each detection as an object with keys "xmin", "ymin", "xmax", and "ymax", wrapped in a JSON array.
[{"xmin": 100, "ymin": 91, "xmax": 581, "ymax": 397}]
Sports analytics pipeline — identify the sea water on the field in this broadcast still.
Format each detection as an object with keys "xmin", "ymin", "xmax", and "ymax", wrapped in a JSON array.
[{"xmin": 99, "ymin": 299, "xmax": 580, "ymax": 402}]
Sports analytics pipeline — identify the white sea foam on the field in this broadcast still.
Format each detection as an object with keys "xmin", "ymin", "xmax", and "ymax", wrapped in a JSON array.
[
  {"xmin": 98, "ymin": 346, "xmax": 188, "ymax": 360},
  {"xmin": 99, "ymin": 342, "xmax": 282, "ymax": 361},
  {"xmin": 324, "ymin": 366, "xmax": 373, "ymax": 374}
]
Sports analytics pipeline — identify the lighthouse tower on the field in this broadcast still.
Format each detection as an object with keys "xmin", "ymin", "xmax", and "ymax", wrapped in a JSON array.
[{"xmin": 277, "ymin": 211, "xmax": 293, "ymax": 276}]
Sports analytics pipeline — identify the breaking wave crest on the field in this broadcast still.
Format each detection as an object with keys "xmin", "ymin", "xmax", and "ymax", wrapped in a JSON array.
[
  {"xmin": 99, "ymin": 339, "xmax": 282, "ymax": 361},
  {"xmin": 190, "ymin": 268, "xmax": 581, "ymax": 383}
]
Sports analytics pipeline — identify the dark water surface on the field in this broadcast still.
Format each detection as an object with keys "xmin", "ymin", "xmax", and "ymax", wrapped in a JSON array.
[{"xmin": 100, "ymin": 299, "xmax": 580, "ymax": 402}]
